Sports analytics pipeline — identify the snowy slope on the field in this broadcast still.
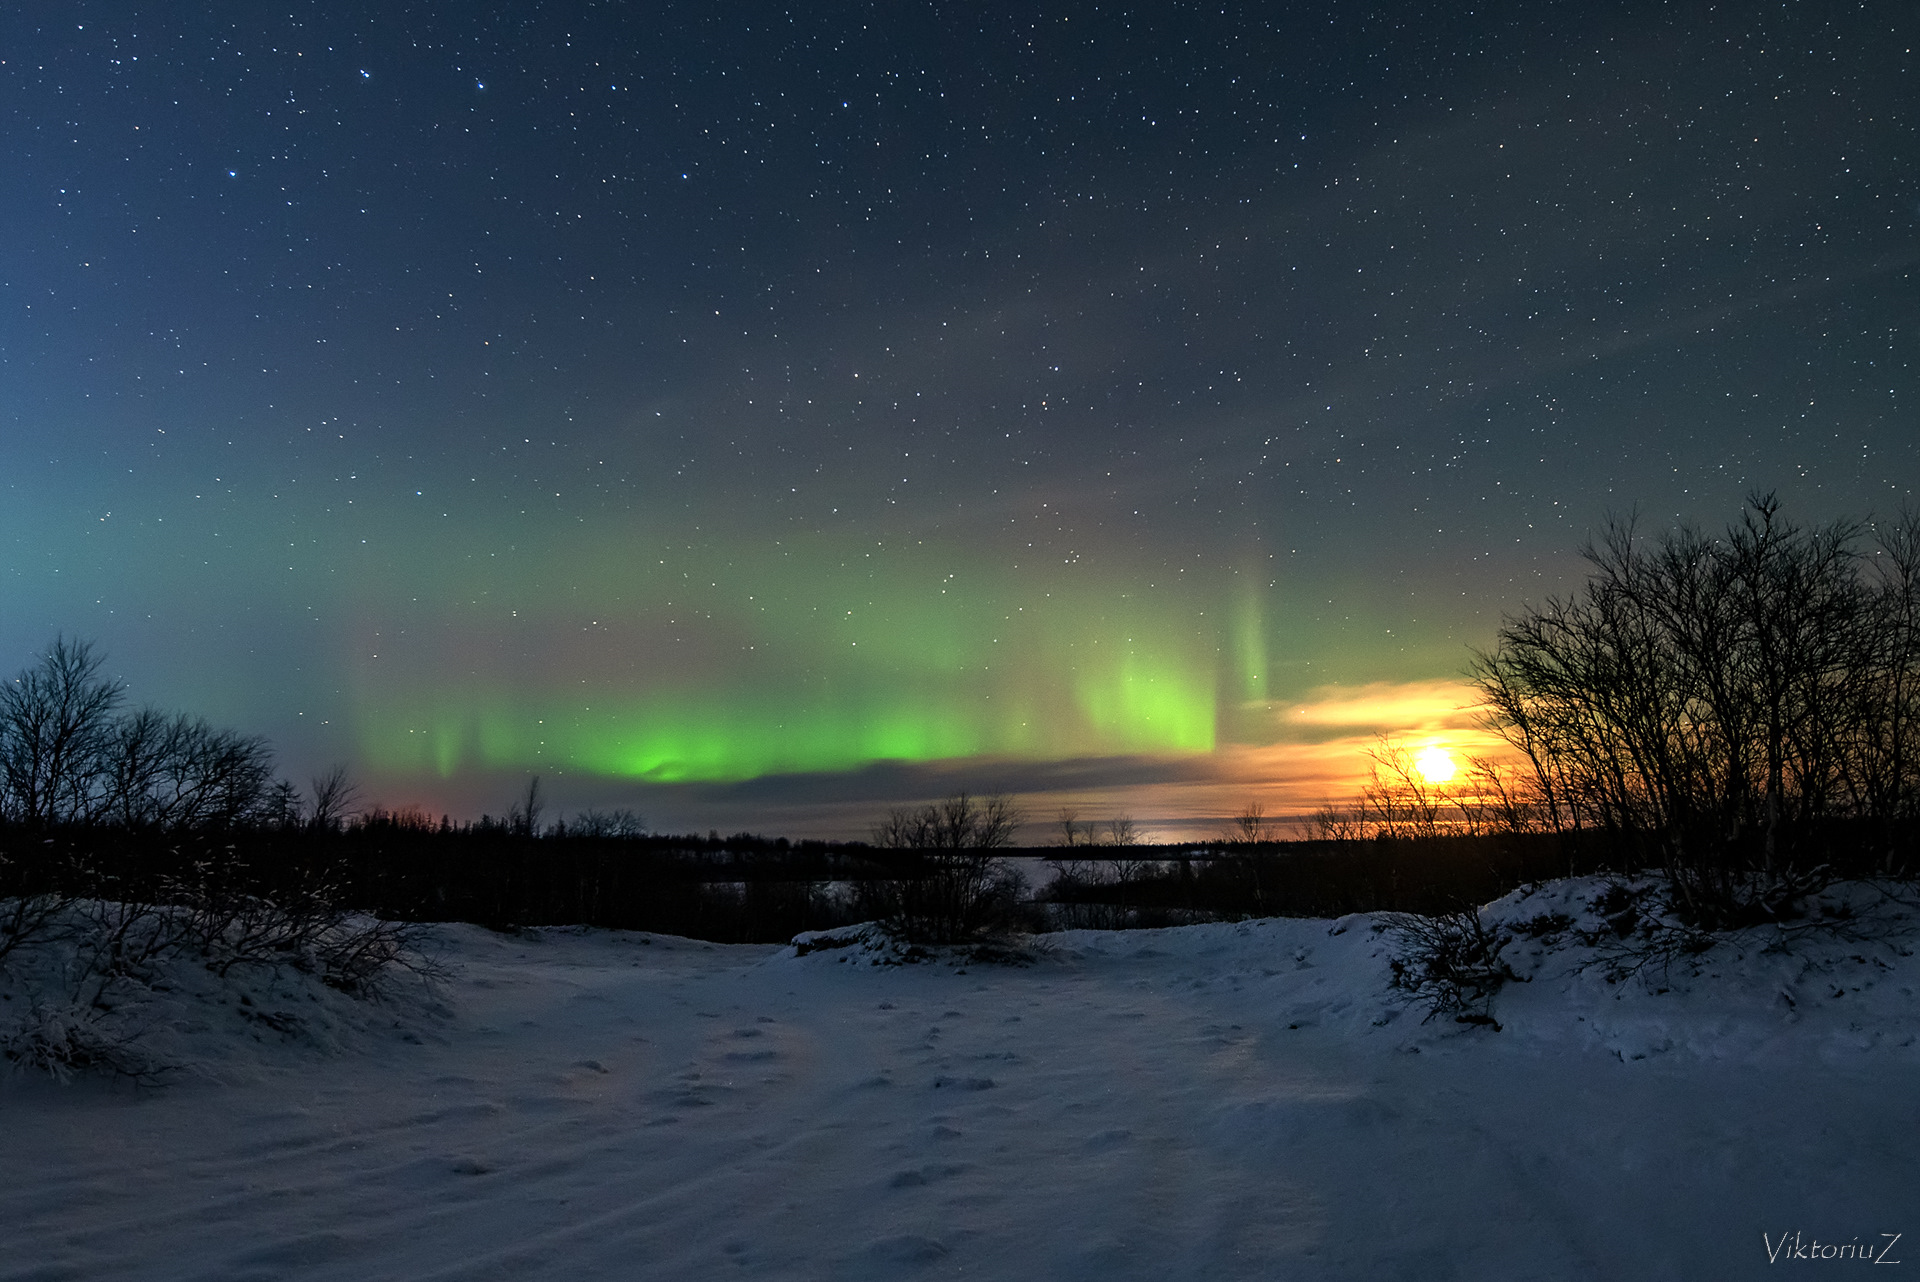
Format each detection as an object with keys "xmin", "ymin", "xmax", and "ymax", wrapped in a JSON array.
[{"xmin": 3, "ymin": 883, "xmax": 1915, "ymax": 1281}]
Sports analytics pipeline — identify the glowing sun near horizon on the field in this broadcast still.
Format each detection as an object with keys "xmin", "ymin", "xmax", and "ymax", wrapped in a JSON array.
[{"xmin": 1415, "ymin": 745, "xmax": 1457, "ymax": 784}]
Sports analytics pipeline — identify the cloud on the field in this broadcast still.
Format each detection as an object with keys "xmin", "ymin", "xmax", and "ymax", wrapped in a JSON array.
[{"xmin": 1270, "ymin": 678, "xmax": 1487, "ymax": 744}]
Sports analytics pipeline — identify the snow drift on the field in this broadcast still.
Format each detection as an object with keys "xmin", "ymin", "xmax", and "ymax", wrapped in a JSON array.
[{"xmin": 3, "ymin": 878, "xmax": 1914, "ymax": 1280}]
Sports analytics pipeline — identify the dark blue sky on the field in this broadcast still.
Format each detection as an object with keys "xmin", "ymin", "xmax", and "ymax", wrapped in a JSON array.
[{"xmin": 3, "ymin": 1, "xmax": 1915, "ymax": 835}]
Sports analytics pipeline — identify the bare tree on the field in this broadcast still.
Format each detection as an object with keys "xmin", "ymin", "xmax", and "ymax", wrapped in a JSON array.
[
  {"xmin": 873, "ymin": 791, "xmax": 1019, "ymax": 852},
  {"xmin": 864, "ymin": 793, "xmax": 1025, "ymax": 942},
  {"xmin": 0, "ymin": 638, "xmax": 124, "ymax": 825},
  {"xmin": 1358, "ymin": 737, "xmax": 1450, "ymax": 840},
  {"xmin": 1457, "ymin": 755, "xmax": 1544, "ymax": 837},
  {"xmin": 1304, "ymin": 801, "xmax": 1363, "ymax": 842},
  {"xmin": 308, "ymin": 765, "xmax": 362, "ymax": 833},
  {"xmin": 266, "ymin": 779, "xmax": 304, "ymax": 829},
  {"xmin": 1471, "ymin": 495, "xmax": 1919, "ymax": 923},
  {"xmin": 1850, "ymin": 509, "xmax": 1920, "ymax": 867},
  {"xmin": 135, "ymin": 716, "xmax": 274, "ymax": 828},
  {"xmin": 570, "ymin": 807, "xmax": 647, "ymax": 838},
  {"xmin": 103, "ymin": 707, "xmax": 183, "ymax": 826},
  {"xmin": 508, "ymin": 776, "xmax": 545, "ymax": 837}
]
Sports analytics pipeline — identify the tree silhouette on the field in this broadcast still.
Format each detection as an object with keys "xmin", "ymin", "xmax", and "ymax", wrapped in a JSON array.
[
  {"xmin": 0, "ymin": 638, "xmax": 123, "ymax": 825},
  {"xmin": 308, "ymin": 764, "xmax": 362, "ymax": 833},
  {"xmin": 864, "ymin": 793, "xmax": 1024, "ymax": 942},
  {"xmin": 1471, "ymin": 495, "xmax": 1920, "ymax": 924}
]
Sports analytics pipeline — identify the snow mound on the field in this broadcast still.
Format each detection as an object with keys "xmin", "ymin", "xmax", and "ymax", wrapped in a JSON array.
[
  {"xmin": 0, "ymin": 905, "xmax": 450, "ymax": 1084},
  {"xmin": 788, "ymin": 920, "xmax": 926, "ymax": 965},
  {"xmin": 1475, "ymin": 877, "xmax": 1920, "ymax": 1063}
]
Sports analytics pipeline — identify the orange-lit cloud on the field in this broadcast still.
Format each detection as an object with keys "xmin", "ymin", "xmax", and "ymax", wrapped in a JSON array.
[
  {"xmin": 1272, "ymin": 678, "xmax": 1488, "ymax": 741},
  {"xmin": 963, "ymin": 679, "xmax": 1524, "ymax": 841}
]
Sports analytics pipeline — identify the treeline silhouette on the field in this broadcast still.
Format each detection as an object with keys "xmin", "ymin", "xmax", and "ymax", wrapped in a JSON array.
[{"xmin": 1037, "ymin": 834, "xmax": 1612, "ymax": 929}]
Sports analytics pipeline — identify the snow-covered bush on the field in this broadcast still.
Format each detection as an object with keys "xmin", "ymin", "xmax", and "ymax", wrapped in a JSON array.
[
  {"xmin": 0, "ymin": 891, "xmax": 441, "ymax": 1080},
  {"xmin": 1380, "ymin": 908, "xmax": 1522, "ymax": 1028},
  {"xmin": 0, "ymin": 993, "xmax": 159, "ymax": 1082},
  {"xmin": 0, "ymin": 886, "xmax": 71, "ymax": 963},
  {"xmin": 158, "ymin": 867, "xmax": 437, "ymax": 996}
]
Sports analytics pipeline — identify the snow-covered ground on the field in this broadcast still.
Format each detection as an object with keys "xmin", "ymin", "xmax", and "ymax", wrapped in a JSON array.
[{"xmin": 4, "ymin": 880, "xmax": 1916, "ymax": 1281}]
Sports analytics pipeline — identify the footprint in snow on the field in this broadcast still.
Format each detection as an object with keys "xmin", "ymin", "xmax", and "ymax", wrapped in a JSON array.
[
  {"xmin": 864, "ymin": 1235, "xmax": 950, "ymax": 1265},
  {"xmin": 889, "ymin": 1163, "xmax": 968, "ymax": 1188},
  {"xmin": 724, "ymin": 1049, "xmax": 779, "ymax": 1062}
]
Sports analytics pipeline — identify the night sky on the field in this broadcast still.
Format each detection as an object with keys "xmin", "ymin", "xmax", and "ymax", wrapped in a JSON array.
[{"xmin": 4, "ymin": 2, "xmax": 1916, "ymax": 838}]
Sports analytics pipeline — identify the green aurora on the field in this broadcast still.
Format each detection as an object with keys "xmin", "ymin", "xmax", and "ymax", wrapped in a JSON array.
[
  {"xmin": 353, "ymin": 555, "xmax": 1235, "ymax": 783},
  {"xmin": 2, "ymin": 464, "xmax": 1470, "ymax": 804}
]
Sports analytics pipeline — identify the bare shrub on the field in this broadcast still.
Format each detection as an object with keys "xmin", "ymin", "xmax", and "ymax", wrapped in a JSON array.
[
  {"xmin": 1228, "ymin": 801, "xmax": 1269, "ymax": 844},
  {"xmin": 75, "ymin": 896, "xmax": 177, "ymax": 982},
  {"xmin": 1, "ymin": 875, "xmax": 443, "ymax": 1080},
  {"xmin": 2, "ymin": 896, "xmax": 176, "ymax": 1082},
  {"xmin": 151, "ymin": 856, "xmax": 443, "ymax": 995},
  {"xmin": 0, "ymin": 994, "xmax": 162, "ymax": 1082},
  {"xmin": 1301, "ymin": 801, "xmax": 1363, "ymax": 842},
  {"xmin": 0, "ymin": 848, "xmax": 76, "ymax": 963},
  {"xmin": 309, "ymin": 916, "xmax": 443, "ymax": 996},
  {"xmin": 863, "ymin": 793, "xmax": 1025, "ymax": 944},
  {"xmin": 1456, "ymin": 755, "xmax": 1550, "ymax": 838},
  {"xmin": 1045, "ymin": 850, "xmax": 1110, "ymax": 896},
  {"xmin": 1380, "ymin": 908, "xmax": 1521, "ymax": 1028}
]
